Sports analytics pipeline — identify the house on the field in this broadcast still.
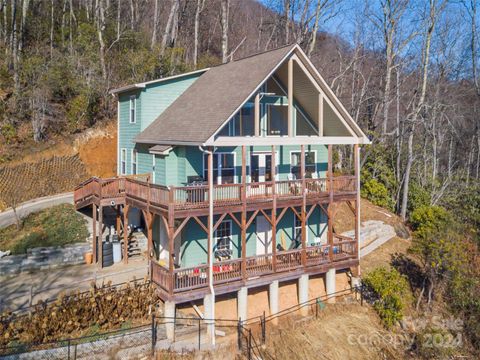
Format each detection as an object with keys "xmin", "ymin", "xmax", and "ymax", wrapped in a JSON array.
[{"xmin": 74, "ymin": 44, "xmax": 369, "ymax": 338}]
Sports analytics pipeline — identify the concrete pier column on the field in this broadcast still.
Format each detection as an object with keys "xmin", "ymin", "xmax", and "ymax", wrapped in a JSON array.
[
  {"xmin": 298, "ymin": 274, "xmax": 309, "ymax": 315},
  {"xmin": 203, "ymin": 293, "xmax": 216, "ymax": 345},
  {"xmin": 164, "ymin": 301, "xmax": 175, "ymax": 341},
  {"xmin": 326, "ymin": 268, "xmax": 336, "ymax": 303},
  {"xmin": 237, "ymin": 286, "xmax": 248, "ymax": 322},
  {"xmin": 269, "ymin": 281, "xmax": 279, "ymax": 325}
]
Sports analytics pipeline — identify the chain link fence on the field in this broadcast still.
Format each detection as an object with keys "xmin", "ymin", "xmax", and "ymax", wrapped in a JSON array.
[{"xmin": 1, "ymin": 285, "xmax": 365, "ymax": 359}]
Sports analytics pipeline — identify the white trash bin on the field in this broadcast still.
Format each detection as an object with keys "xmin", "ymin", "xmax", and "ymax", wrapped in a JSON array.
[{"xmin": 112, "ymin": 242, "xmax": 122, "ymax": 263}]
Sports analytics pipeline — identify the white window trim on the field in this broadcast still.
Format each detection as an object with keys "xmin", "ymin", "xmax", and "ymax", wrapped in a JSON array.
[
  {"xmin": 129, "ymin": 95, "xmax": 136, "ymax": 124},
  {"xmin": 269, "ymin": 76, "xmax": 318, "ymax": 136},
  {"xmin": 214, "ymin": 220, "xmax": 233, "ymax": 251},
  {"xmin": 265, "ymin": 102, "xmax": 288, "ymax": 137},
  {"xmin": 249, "ymin": 151, "xmax": 279, "ymax": 182},
  {"xmin": 202, "ymin": 152, "xmax": 237, "ymax": 184},
  {"xmin": 120, "ymin": 148, "xmax": 127, "ymax": 175},
  {"xmin": 289, "ymin": 150, "xmax": 317, "ymax": 177},
  {"xmin": 152, "ymin": 155, "xmax": 156, "ymax": 183},
  {"xmin": 131, "ymin": 149, "xmax": 138, "ymax": 175},
  {"xmin": 293, "ymin": 212, "xmax": 308, "ymax": 244}
]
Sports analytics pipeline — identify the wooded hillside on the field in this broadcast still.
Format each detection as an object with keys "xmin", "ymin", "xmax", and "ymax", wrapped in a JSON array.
[{"xmin": 0, "ymin": 0, "xmax": 479, "ymax": 225}]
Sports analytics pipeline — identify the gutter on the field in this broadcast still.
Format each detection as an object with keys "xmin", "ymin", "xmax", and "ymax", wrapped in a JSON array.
[{"xmin": 198, "ymin": 145, "xmax": 216, "ymax": 346}]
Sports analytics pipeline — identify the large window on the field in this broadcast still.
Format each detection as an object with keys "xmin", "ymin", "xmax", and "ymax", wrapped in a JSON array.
[
  {"xmin": 129, "ymin": 95, "xmax": 136, "ymax": 123},
  {"xmin": 218, "ymin": 103, "xmax": 255, "ymax": 136},
  {"xmin": 215, "ymin": 220, "xmax": 232, "ymax": 251},
  {"xmin": 203, "ymin": 153, "xmax": 235, "ymax": 184},
  {"xmin": 131, "ymin": 149, "xmax": 138, "ymax": 174},
  {"xmin": 120, "ymin": 148, "xmax": 126, "ymax": 175},
  {"xmin": 294, "ymin": 214, "xmax": 302, "ymax": 247},
  {"xmin": 290, "ymin": 151, "xmax": 316, "ymax": 179},
  {"xmin": 266, "ymin": 104, "xmax": 288, "ymax": 136}
]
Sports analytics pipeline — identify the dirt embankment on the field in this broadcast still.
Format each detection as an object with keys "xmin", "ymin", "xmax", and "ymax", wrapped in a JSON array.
[{"xmin": 0, "ymin": 121, "xmax": 117, "ymax": 211}]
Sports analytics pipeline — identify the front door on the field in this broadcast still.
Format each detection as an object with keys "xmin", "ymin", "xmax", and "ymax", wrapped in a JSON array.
[
  {"xmin": 256, "ymin": 215, "xmax": 272, "ymax": 255},
  {"xmin": 250, "ymin": 154, "xmax": 273, "ymax": 183}
]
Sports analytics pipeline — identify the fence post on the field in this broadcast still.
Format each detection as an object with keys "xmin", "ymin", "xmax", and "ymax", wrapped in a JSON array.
[
  {"xmin": 198, "ymin": 318, "xmax": 201, "ymax": 350},
  {"xmin": 151, "ymin": 314, "xmax": 156, "ymax": 355},
  {"xmin": 261, "ymin": 311, "xmax": 266, "ymax": 344},
  {"xmin": 237, "ymin": 320, "xmax": 242, "ymax": 351},
  {"xmin": 360, "ymin": 285, "xmax": 363, "ymax": 306},
  {"xmin": 248, "ymin": 329, "xmax": 252, "ymax": 360},
  {"xmin": 67, "ymin": 339, "xmax": 71, "ymax": 360},
  {"xmin": 73, "ymin": 343, "xmax": 77, "ymax": 360}
]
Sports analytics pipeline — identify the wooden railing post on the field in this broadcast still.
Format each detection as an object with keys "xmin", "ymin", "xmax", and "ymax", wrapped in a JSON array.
[
  {"xmin": 168, "ymin": 188, "xmax": 175, "ymax": 296},
  {"xmin": 354, "ymin": 144, "xmax": 361, "ymax": 270},
  {"xmin": 92, "ymin": 203, "xmax": 97, "ymax": 264},
  {"xmin": 271, "ymin": 145, "xmax": 277, "ymax": 272},
  {"xmin": 300, "ymin": 145, "xmax": 307, "ymax": 267},
  {"xmin": 241, "ymin": 146, "xmax": 247, "ymax": 280},
  {"xmin": 327, "ymin": 145, "xmax": 334, "ymax": 262}
]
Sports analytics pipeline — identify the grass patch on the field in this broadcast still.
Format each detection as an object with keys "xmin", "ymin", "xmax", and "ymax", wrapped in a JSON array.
[{"xmin": 0, "ymin": 204, "xmax": 88, "ymax": 254}]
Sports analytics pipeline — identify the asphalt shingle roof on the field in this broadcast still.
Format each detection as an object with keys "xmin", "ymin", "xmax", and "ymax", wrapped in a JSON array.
[{"xmin": 134, "ymin": 44, "xmax": 295, "ymax": 145}]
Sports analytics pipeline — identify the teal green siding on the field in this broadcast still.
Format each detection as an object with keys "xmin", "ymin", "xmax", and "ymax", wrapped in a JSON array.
[
  {"xmin": 117, "ymin": 74, "xmax": 202, "ymax": 178},
  {"xmin": 178, "ymin": 206, "xmax": 327, "ymax": 268},
  {"xmin": 155, "ymin": 144, "xmax": 328, "ymax": 186}
]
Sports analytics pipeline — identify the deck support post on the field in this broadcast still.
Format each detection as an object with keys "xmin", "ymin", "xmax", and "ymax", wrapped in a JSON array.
[
  {"xmin": 98, "ymin": 205, "xmax": 103, "ymax": 268},
  {"xmin": 123, "ymin": 205, "xmax": 130, "ymax": 264},
  {"xmin": 116, "ymin": 206, "xmax": 121, "ymax": 237},
  {"xmin": 298, "ymin": 274, "xmax": 309, "ymax": 316},
  {"xmin": 164, "ymin": 301, "xmax": 176, "ymax": 341},
  {"xmin": 271, "ymin": 145, "xmax": 277, "ymax": 272},
  {"xmin": 92, "ymin": 203, "xmax": 97, "ymax": 264},
  {"xmin": 327, "ymin": 145, "xmax": 334, "ymax": 262},
  {"xmin": 204, "ymin": 293, "xmax": 216, "ymax": 345},
  {"xmin": 300, "ymin": 145, "xmax": 307, "ymax": 266},
  {"xmin": 168, "ymin": 186, "xmax": 175, "ymax": 296},
  {"xmin": 354, "ymin": 144, "xmax": 361, "ymax": 276},
  {"xmin": 237, "ymin": 286, "xmax": 248, "ymax": 322},
  {"xmin": 269, "ymin": 280, "xmax": 279, "ymax": 325},
  {"xmin": 241, "ymin": 146, "xmax": 247, "ymax": 280},
  {"xmin": 326, "ymin": 268, "xmax": 336, "ymax": 303}
]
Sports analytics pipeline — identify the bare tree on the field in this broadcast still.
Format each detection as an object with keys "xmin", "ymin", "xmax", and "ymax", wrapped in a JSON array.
[
  {"xmin": 97, "ymin": 0, "xmax": 107, "ymax": 80},
  {"xmin": 161, "ymin": 0, "xmax": 179, "ymax": 55},
  {"xmin": 193, "ymin": 0, "xmax": 206, "ymax": 68},
  {"xmin": 151, "ymin": 0, "xmax": 159, "ymax": 49},
  {"xmin": 400, "ymin": 0, "xmax": 445, "ymax": 220},
  {"xmin": 221, "ymin": 0, "xmax": 229, "ymax": 63}
]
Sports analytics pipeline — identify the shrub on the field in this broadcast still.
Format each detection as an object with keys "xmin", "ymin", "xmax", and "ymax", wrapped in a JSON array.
[
  {"xmin": 361, "ymin": 178, "xmax": 395, "ymax": 211},
  {"xmin": 363, "ymin": 267, "xmax": 410, "ymax": 328},
  {"xmin": 408, "ymin": 182, "xmax": 431, "ymax": 214},
  {"xmin": 409, "ymin": 205, "xmax": 451, "ymax": 239}
]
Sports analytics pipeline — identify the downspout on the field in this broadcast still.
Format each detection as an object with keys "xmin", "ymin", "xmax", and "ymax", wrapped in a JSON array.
[{"xmin": 198, "ymin": 145, "xmax": 215, "ymax": 345}]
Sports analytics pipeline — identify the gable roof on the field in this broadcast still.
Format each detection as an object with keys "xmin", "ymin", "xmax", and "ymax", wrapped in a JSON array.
[
  {"xmin": 134, "ymin": 44, "xmax": 296, "ymax": 145},
  {"xmin": 133, "ymin": 44, "xmax": 370, "ymax": 146},
  {"xmin": 110, "ymin": 68, "xmax": 208, "ymax": 94}
]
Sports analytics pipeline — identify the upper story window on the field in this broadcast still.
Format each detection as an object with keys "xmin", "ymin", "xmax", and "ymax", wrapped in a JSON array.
[
  {"xmin": 120, "ymin": 148, "xmax": 126, "ymax": 175},
  {"xmin": 290, "ymin": 151, "xmax": 316, "ymax": 179},
  {"xmin": 129, "ymin": 95, "xmax": 136, "ymax": 123},
  {"xmin": 218, "ymin": 103, "xmax": 255, "ymax": 136},
  {"xmin": 266, "ymin": 104, "xmax": 288, "ymax": 136},
  {"xmin": 131, "ymin": 149, "xmax": 138, "ymax": 174},
  {"xmin": 203, "ymin": 153, "xmax": 235, "ymax": 184}
]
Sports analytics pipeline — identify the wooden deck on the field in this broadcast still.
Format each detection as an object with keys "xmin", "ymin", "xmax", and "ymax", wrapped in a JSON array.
[
  {"xmin": 74, "ymin": 175, "xmax": 356, "ymax": 217},
  {"xmin": 151, "ymin": 234, "xmax": 358, "ymax": 302}
]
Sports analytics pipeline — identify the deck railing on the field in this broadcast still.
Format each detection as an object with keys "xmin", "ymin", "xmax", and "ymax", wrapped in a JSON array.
[
  {"xmin": 151, "ymin": 240, "xmax": 356, "ymax": 294},
  {"xmin": 75, "ymin": 175, "xmax": 357, "ymax": 210}
]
